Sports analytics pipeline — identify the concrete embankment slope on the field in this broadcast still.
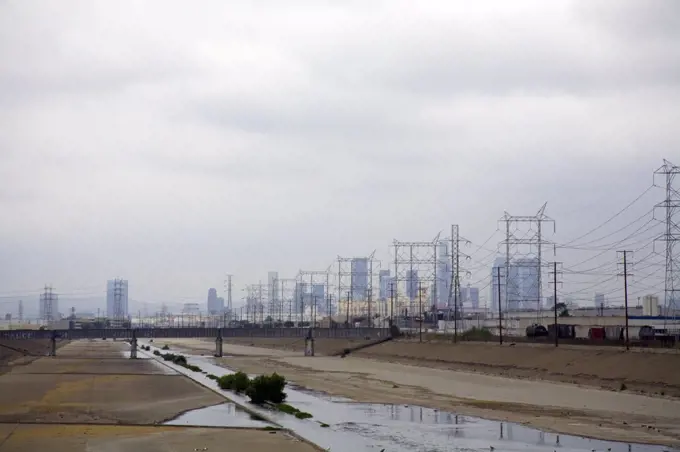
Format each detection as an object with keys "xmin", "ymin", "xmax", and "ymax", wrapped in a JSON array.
[
  {"xmin": 0, "ymin": 340, "xmax": 318, "ymax": 452},
  {"xmin": 221, "ymin": 336, "xmax": 680, "ymax": 396},
  {"xmin": 157, "ymin": 338, "xmax": 680, "ymax": 446}
]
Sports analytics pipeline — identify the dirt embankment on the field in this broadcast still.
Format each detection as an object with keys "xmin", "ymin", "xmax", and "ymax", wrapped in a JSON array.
[
  {"xmin": 0, "ymin": 339, "xmax": 70, "ymax": 374},
  {"xmin": 223, "ymin": 336, "xmax": 680, "ymax": 397}
]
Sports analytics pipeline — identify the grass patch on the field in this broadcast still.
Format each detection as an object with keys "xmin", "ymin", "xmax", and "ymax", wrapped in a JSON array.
[{"xmin": 275, "ymin": 403, "xmax": 312, "ymax": 419}]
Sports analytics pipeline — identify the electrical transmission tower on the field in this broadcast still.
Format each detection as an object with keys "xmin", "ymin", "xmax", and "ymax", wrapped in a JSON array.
[
  {"xmin": 244, "ymin": 282, "xmax": 267, "ymax": 324},
  {"xmin": 224, "ymin": 274, "xmax": 233, "ymax": 321},
  {"xmin": 448, "ymin": 225, "xmax": 470, "ymax": 339},
  {"xmin": 297, "ymin": 268, "xmax": 331, "ymax": 326},
  {"xmin": 39, "ymin": 285, "xmax": 58, "ymax": 324},
  {"xmin": 500, "ymin": 204, "xmax": 555, "ymax": 322},
  {"xmin": 337, "ymin": 252, "xmax": 379, "ymax": 324},
  {"xmin": 654, "ymin": 159, "xmax": 680, "ymax": 321},
  {"xmin": 275, "ymin": 277, "xmax": 298, "ymax": 322},
  {"xmin": 112, "ymin": 278, "xmax": 126, "ymax": 328},
  {"xmin": 393, "ymin": 234, "xmax": 440, "ymax": 329}
]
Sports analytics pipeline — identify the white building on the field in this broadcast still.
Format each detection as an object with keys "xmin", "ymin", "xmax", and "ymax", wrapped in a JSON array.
[
  {"xmin": 642, "ymin": 294, "xmax": 660, "ymax": 316},
  {"xmin": 106, "ymin": 279, "xmax": 129, "ymax": 321}
]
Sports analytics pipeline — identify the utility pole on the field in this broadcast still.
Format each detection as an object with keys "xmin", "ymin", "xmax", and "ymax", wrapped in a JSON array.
[
  {"xmin": 496, "ymin": 267, "xmax": 503, "ymax": 345},
  {"xmin": 345, "ymin": 291, "xmax": 351, "ymax": 327},
  {"xmin": 418, "ymin": 281, "xmax": 423, "ymax": 343},
  {"xmin": 549, "ymin": 262, "xmax": 562, "ymax": 347},
  {"xmin": 618, "ymin": 251, "xmax": 632, "ymax": 350},
  {"xmin": 367, "ymin": 288, "xmax": 372, "ymax": 328},
  {"xmin": 389, "ymin": 282, "xmax": 395, "ymax": 328}
]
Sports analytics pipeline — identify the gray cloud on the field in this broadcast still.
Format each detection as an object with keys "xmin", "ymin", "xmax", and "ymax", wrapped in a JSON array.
[{"xmin": 0, "ymin": 0, "xmax": 678, "ymax": 314}]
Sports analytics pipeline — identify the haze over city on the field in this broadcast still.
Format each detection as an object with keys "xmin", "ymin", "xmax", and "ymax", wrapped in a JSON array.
[{"xmin": 1, "ymin": 0, "xmax": 679, "ymax": 317}]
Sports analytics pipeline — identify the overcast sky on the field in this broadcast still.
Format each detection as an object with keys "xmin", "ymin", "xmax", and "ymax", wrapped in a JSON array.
[{"xmin": 1, "ymin": 0, "xmax": 678, "ymax": 315}]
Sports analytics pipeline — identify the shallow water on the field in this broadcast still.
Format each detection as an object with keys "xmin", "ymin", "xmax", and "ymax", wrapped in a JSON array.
[
  {"xmin": 164, "ymin": 402, "xmax": 273, "ymax": 428},
  {"xmin": 139, "ymin": 342, "xmax": 679, "ymax": 452}
]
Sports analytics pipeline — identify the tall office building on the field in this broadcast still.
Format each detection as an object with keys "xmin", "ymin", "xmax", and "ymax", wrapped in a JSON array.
[
  {"xmin": 406, "ymin": 270, "xmax": 419, "ymax": 300},
  {"xmin": 594, "ymin": 293, "xmax": 605, "ymax": 309},
  {"xmin": 504, "ymin": 257, "xmax": 539, "ymax": 311},
  {"xmin": 106, "ymin": 279, "xmax": 129, "ymax": 322},
  {"xmin": 207, "ymin": 288, "xmax": 224, "ymax": 314},
  {"xmin": 379, "ymin": 270, "xmax": 392, "ymax": 300},
  {"xmin": 350, "ymin": 258, "xmax": 369, "ymax": 300},
  {"xmin": 294, "ymin": 282, "xmax": 307, "ymax": 312},
  {"xmin": 436, "ymin": 242, "xmax": 452, "ymax": 307},
  {"xmin": 461, "ymin": 286, "xmax": 480, "ymax": 309},
  {"xmin": 311, "ymin": 284, "xmax": 325, "ymax": 313}
]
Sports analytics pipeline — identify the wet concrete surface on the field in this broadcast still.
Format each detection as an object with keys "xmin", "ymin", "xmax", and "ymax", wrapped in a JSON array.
[
  {"xmin": 139, "ymin": 341, "xmax": 680, "ymax": 452},
  {"xmin": 164, "ymin": 403, "xmax": 274, "ymax": 428}
]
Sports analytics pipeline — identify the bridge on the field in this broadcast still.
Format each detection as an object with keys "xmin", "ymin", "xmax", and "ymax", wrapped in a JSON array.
[{"xmin": 0, "ymin": 326, "xmax": 388, "ymax": 341}]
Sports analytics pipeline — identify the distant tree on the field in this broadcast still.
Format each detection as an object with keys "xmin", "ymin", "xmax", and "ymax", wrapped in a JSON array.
[{"xmin": 555, "ymin": 302, "xmax": 571, "ymax": 317}]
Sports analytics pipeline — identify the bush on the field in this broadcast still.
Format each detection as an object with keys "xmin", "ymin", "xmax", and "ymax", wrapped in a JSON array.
[
  {"xmin": 187, "ymin": 365, "xmax": 202, "ymax": 372},
  {"xmin": 246, "ymin": 373, "xmax": 287, "ymax": 405},
  {"xmin": 218, "ymin": 371, "xmax": 251, "ymax": 392},
  {"xmin": 461, "ymin": 327, "xmax": 493, "ymax": 341},
  {"xmin": 206, "ymin": 374, "xmax": 218, "ymax": 380},
  {"xmin": 172, "ymin": 355, "xmax": 187, "ymax": 365},
  {"xmin": 162, "ymin": 345, "xmax": 170, "ymax": 350},
  {"xmin": 153, "ymin": 350, "xmax": 161, "ymax": 356}
]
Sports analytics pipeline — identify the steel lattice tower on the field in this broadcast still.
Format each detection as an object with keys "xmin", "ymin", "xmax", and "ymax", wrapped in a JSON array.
[
  {"xmin": 499, "ymin": 204, "xmax": 555, "ymax": 322},
  {"xmin": 654, "ymin": 159, "xmax": 680, "ymax": 321}
]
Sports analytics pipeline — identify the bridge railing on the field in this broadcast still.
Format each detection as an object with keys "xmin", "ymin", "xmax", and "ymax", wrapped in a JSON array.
[{"xmin": 0, "ymin": 326, "xmax": 390, "ymax": 341}]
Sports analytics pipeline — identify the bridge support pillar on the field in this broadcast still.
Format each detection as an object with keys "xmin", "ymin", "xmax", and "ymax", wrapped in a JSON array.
[
  {"xmin": 49, "ymin": 330, "xmax": 57, "ymax": 357},
  {"xmin": 215, "ymin": 329, "xmax": 223, "ymax": 357},
  {"xmin": 129, "ymin": 329, "xmax": 138, "ymax": 359},
  {"xmin": 304, "ymin": 328, "xmax": 314, "ymax": 357}
]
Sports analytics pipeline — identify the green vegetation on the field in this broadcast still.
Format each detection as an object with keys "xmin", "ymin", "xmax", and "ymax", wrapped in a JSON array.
[
  {"xmin": 153, "ymin": 350, "xmax": 161, "ymax": 356},
  {"xmin": 157, "ymin": 352, "xmax": 201, "ymax": 372},
  {"xmin": 460, "ymin": 326, "xmax": 493, "ymax": 341},
  {"xmin": 246, "ymin": 373, "xmax": 287, "ymax": 404},
  {"xmin": 206, "ymin": 374, "xmax": 218, "ymax": 380},
  {"xmin": 161, "ymin": 344, "xmax": 170, "ymax": 350},
  {"xmin": 275, "ymin": 403, "xmax": 312, "ymax": 419},
  {"xmin": 217, "ymin": 371, "xmax": 251, "ymax": 393}
]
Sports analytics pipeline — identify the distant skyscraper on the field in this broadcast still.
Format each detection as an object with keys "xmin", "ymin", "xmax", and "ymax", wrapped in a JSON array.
[
  {"xmin": 505, "ymin": 257, "xmax": 539, "ymax": 311},
  {"xmin": 436, "ymin": 242, "xmax": 452, "ymax": 307},
  {"xmin": 294, "ymin": 282, "xmax": 307, "ymax": 313},
  {"xmin": 461, "ymin": 286, "xmax": 480, "ymax": 309},
  {"xmin": 351, "ymin": 258, "xmax": 369, "ymax": 300},
  {"xmin": 207, "ymin": 288, "xmax": 224, "ymax": 314},
  {"xmin": 406, "ymin": 270, "xmax": 419, "ymax": 300},
  {"xmin": 311, "ymin": 284, "xmax": 325, "ymax": 313},
  {"xmin": 379, "ymin": 270, "xmax": 392, "ymax": 300},
  {"xmin": 594, "ymin": 293, "xmax": 605, "ymax": 309},
  {"xmin": 106, "ymin": 279, "xmax": 129, "ymax": 322}
]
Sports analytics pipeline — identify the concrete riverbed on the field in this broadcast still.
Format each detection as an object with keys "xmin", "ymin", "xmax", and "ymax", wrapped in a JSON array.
[{"xmin": 140, "ymin": 340, "xmax": 680, "ymax": 452}]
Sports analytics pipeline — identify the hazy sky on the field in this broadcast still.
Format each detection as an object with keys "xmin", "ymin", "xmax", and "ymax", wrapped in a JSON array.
[{"xmin": 1, "ymin": 0, "xmax": 678, "ymax": 315}]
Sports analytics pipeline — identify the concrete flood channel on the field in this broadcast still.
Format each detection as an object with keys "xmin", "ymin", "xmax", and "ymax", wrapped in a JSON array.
[{"xmin": 135, "ymin": 342, "xmax": 678, "ymax": 452}]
